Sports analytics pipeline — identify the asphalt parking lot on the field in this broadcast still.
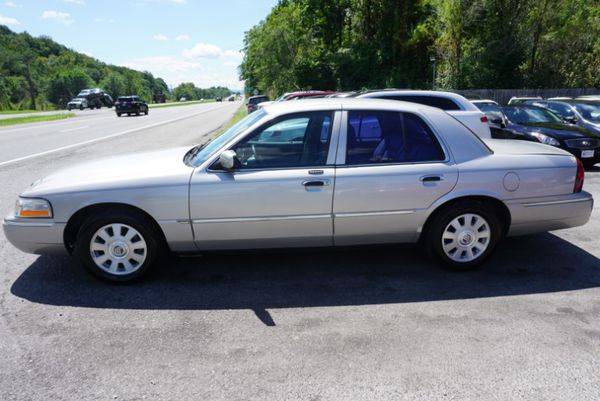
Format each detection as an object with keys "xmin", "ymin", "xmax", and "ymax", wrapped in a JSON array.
[{"xmin": 0, "ymin": 105, "xmax": 599, "ymax": 400}]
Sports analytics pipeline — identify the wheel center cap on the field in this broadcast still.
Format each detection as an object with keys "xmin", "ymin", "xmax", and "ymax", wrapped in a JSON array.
[
  {"xmin": 458, "ymin": 231, "xmax": 475, "ymax": 246},
  {"xmin": 109, "ymin": 242, "xmax": 129, "ymax": 258}
]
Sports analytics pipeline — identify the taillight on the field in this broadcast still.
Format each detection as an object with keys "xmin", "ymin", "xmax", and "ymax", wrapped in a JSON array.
[
  {"xmin": 480, "ymin": 115, "xmax": 488, "ymax": 123},
  {"xmin": 574, "ymin": 158, "xmax": 584, "ymax": 193}
]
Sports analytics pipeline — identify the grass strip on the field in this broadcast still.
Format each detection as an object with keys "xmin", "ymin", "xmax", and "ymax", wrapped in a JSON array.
[{"xmin": 0, "ymin": 113, "xmax": 76, "ymax": 127}]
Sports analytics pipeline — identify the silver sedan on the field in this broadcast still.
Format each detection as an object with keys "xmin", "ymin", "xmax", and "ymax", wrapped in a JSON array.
[{"xmin": 4, "ymin": 99, "xmax": 594, "ymax": 281}]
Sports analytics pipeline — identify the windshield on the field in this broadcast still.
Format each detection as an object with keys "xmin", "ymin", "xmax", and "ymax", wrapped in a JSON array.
[
  {"xmin": 503, "ymin": 107, "xmax": 562, "ymax": 124},
  {"xmin": 573, "ymin": 103, "xmax": 600, "ymax": 122},
  {"xmin": 475, "ymin": 103, "xmax": 502, "ymax": 114},
  {"xmin": 186, "ymin": 109, "xmax": 267, "ymax": 166}
]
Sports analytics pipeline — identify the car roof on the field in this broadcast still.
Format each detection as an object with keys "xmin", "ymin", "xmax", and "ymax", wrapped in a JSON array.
[
  {"xmin": 471, "ymin": 99, "xmax": 498, "ymax": 104},
  {"xmin": 356, "ymin": 90, "xmax": 478, "ymax": 111},
  {"xmin": 261, "ymin": 97, "xmax": 441, "ymax": 116}
]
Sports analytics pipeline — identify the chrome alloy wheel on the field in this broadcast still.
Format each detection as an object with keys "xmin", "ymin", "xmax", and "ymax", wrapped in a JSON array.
[
  {"xmin": 89, "ymin": 223, "xmax": 147, "ymax": 275},
  {"xmin": 441, "ymin": 213, "xmax": 491, "ymax": 263}
]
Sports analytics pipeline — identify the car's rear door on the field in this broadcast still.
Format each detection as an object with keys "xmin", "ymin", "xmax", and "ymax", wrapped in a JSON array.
[
  {"xmin": 333, "ymin": 109, "xmax": 458, "ymax": 245},
  {"xmin": 189, "ymin": 110, "xmax": 341, "ymax": 250}
]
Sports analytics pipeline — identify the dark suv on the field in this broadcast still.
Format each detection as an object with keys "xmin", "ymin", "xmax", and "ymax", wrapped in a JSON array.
[
  {"xmin": 115, "ymin": 96, "xmax": 149, "ymax": 117},
  {"xmin": 247, "ymin": 95, "xmax": 270, "ymax": 113}
]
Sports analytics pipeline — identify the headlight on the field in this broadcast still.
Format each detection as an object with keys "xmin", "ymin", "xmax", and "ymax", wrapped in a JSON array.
[
  {"xmin": 15, "ymin": 197, "xmax": 53, "ymax": 218},
  {"xmin": 530, "ymin": 132, "xmax": 560, "ymax": 146}
]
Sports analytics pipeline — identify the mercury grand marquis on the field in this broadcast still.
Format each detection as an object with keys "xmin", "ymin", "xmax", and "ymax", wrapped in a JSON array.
[{"xmin": 4, "ymin": 99, "xmax": 594, "ymax": 281}]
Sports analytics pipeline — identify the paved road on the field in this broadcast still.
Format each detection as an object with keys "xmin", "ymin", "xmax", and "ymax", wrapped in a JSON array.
[{"xmin": 0, "ymin": 104, "xmax": 599, "ymax": 401}]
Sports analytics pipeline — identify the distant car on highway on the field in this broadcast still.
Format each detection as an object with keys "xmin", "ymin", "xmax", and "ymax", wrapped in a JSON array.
[
  {"xmin": 67, "ymin": 97, "xmax": 88, "ymax": 111},
  {"xmin": 355, "ymin": 90, "xmax": 491, "ymax": 138},
  {"xmin": 216, "ymin": 97, "xmax": 223, "ymax": 102},
  {"xmin": 247, "ymin": 95, "xmax": 270, "ymax": 113},
  {"xmin": 526, "ymin": 99, "xmax": 600, "ymax": 136},
  {"xmin": 503, "ymin": 105, "xmax": 600, "ymax": 168},
  {"xmin": 3, "ymin": 99, "xmax": 593, "ymax": 282},
  {"xmin": 115, "ymin": 96, "xmax": 148, "ymax": 117}
]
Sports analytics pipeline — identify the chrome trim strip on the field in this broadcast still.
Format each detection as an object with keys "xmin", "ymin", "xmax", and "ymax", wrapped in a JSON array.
[
  {"xmin": 335, "ymin": 210, "xmax": 415, "ymax": 218},
  {"xmin": 523, "ymin": 198, "xmax": 591, "ymax": 207},
  {"xmin": 192, "ymin": 214, "xmax": 331, "ymax": 224},
  {"xmin": 3, "ymin": 219, "xmax": 55, "ymax": 227}
]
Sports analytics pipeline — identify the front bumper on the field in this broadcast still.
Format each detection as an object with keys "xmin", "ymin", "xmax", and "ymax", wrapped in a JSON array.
[
  {"xmin": 3, "ymin": 216, "xmax": 67, "ymax": 255},
  {"xmin": 506, "ymin": 191, "xmax": 594, "ymax": 236}
]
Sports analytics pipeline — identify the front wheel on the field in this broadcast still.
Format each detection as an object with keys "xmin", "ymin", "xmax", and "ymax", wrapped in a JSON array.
[
  {"xmin": 116, "ymin": 112, "xmax": 121, "ymax": 117},
  {"xmin": 144, "ymin": 107, "xmax": 148, "ymax": 115},
  {"xmin": 424, "ymin": 201, "xmax": 502, "ymax": 271},
  {"xmin": 74, "ymin": 210, "xmax": 162, "ymax": 282}
]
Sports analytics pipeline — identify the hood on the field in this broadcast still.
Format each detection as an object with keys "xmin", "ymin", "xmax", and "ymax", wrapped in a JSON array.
[
  {"xmin": 514, "ymin": 121, "xmax": 596, "ymax": 140},
  {"xmin": 23, "ymin": 146, "xmax": 194, "ymax": 197}
]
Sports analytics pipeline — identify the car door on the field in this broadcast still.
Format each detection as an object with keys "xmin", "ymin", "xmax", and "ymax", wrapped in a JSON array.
[
  {"xmin": 333, "ymin": 109, "xmax": 458, "ymax": 245},
  {"xmin": 189, "ymin": 110, "xmax": 340, "ymax": 250}
]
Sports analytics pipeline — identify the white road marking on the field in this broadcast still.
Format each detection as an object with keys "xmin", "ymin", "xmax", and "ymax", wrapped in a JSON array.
[
  {"xmin": 59, "ymin": 126, "xmax": 89, "ymax": 133},
  {"xmin": 0, "ymin": 104, "xmax": 230, "ymax": 168}
]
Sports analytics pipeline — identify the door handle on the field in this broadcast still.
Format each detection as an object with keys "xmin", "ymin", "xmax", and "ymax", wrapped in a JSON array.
[
  {"xmin": 420, "ymin": 175, "xmax": 443, "ymax": 182},
  {"xmin": 302, "ymin": 180, "xmax": 329, "ymax": 187}
]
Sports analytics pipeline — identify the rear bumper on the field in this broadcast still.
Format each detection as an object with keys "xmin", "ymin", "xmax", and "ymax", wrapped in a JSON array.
[
  {"xmin": 506, "ymin": 191, "xmax": 594, "ymax": 236},
  {"xmin": 3, "ymin": 216, "xmax": 67, "ymax": 255}
]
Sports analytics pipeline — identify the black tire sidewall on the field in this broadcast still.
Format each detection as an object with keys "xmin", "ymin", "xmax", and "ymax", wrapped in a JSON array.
[
  {"xmin": 74, "ymin": 211, "xmax": 160, "ymax": 282},
  {"xmin": 427, "ymin": 202, "xmax": 502, "ymax": 271}
]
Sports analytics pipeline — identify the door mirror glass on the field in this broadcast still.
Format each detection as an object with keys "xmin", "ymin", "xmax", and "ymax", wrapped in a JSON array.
[{"xmin": 219, "ymin": 150, "xmax": 238, "ymax": 171}]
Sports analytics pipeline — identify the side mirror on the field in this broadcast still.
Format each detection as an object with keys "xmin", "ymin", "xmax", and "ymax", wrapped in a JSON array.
[{"xmin": 219, "ymin": 150, "xmax": 238, "ymax": 171}]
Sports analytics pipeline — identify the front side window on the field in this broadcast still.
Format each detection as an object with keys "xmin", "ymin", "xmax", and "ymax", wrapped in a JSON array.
[
  {"xmin": 547, "ymin": 102, "xmax": 575, "ymax": 118},
  {"xmin": 231, "ymin": 111, "xmax": 333, "ymax": 169},
  {"xmin": 345, "ymin": 111, "xmax": 444, "ymax": 165}
]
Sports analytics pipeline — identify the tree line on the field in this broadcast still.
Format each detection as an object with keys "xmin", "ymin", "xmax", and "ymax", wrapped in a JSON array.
[
  {"xmin": 172, "ymin": 83, "xmax": 233, "ymax": 101},
  {"xmin": 240, "ymin": 0, "xmax": 599, "ymax": 97},
  {"xmin": 0, "ymin": 26, "xmax": 232, "ymax": 110}
]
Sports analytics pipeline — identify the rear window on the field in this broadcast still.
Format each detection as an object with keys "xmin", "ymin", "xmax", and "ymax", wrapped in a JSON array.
[
  {"xmin": 249, "ymin": 96, "xmax": 269, "ymax": 105},
  {"xmin": 383, "ymin": 95, "xmax": 461, "ymax": 111}
]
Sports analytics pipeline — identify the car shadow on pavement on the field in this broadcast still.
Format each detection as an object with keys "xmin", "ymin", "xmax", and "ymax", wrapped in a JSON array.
[{"xmin": 10, "ymin": 233, "xmax": 600, "ymax": 326}]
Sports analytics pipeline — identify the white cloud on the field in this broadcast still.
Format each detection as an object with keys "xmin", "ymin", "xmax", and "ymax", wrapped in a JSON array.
[
  {"xmin": 93, "ymin": 17, "xmax": 116, "ymax": 23},
  {"xmin": 175, "ymin": 34, "xmax": 190, "ymax": 41},
  {"xmin": 167, "ymin": 0, "xmax": 186, "ymax": 3},
  {"xmin": 4, "ymin": 1, "xmax": 20, "ymax": 8},
  {"xmin": 122, "ymin": 56, "xmax": 200, "ymax": 73},
  {"xmin": 0, "ymin": 12, "xmax": 19, "ymax": 25},
  {"xmin": 64, "ymin": 0, "xmax": 85, "ymax": 5},
  {"xmin": 152, "ymin": 34, "xmax": 168, "ymax": 41},
  {"xmin": 41, "ymin": 10, "xmax": 74, "ymax": 25},
  {"xmin": 182, "ymin": 42, "xmax": 222, "ymax": 59},
  {"xmin": 182, "ymin": 43, "xmax": 242, "ymax": 61}
]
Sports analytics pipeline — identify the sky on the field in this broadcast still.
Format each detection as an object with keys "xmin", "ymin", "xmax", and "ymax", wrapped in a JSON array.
[{"xmin": 0, "ymin": 0, "xmax": 279, "ymax": 90}]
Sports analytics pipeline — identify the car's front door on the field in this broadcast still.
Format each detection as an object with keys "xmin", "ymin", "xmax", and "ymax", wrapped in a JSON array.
[
  {"xmin": 189, "ymin": 110, "xmax": 340, "ymax": 250},
  {"xmin": 333, "ymin": 109, "xmax": 458, "ymax": 245}
]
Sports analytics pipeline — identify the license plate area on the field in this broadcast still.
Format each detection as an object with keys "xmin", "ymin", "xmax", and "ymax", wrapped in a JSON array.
[{"xmin": 581, "ymin": 150, "xmax": 595, "ymax": 158}]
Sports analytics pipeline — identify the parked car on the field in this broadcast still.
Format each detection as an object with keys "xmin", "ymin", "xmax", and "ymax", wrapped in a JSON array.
[
  {"xmin": 355, "ymin": 90, "xmax": 491, "ymax": 138},
  {"xmin": 216, "ymin": 97, "xmax": 223, "ymax": 102},
  {"xmin": 527, "ymin": 99, "xmax": 600, "ymax": 136},
  {"xmin": 246, "ymin": 95, "xmax": 270, "ymax": 113},
  {"xmin": 507, "ymin": 96, "xmax": 542, "ymax": 105},
  {"xmin": 257, "ymin": 91, "xmax": 339, "ymax": 110},
  {"xmin": 576, "ymin": 95, "xmax": 600, "ymax": 101},
  {"xmin": 502, "ymin": 105, "xmax": 600, "ymax": 168},
  {"xmin": 115, "ymin": 96, "xmax": 148, "ymax": 117},
  {"xmin": 470, "ymin": 99, "xmax": 508, "ymax": 132},
  {"xmin": 3, "ymin": 99, "xmax": 593, "ymax": 282},
  {"xmin": 179, "ymin": 97, "xmax": 187, "ymax": 102},
  {"xmin": 67, "ymin": 97, "xmax": 88, "ymax": 110}
]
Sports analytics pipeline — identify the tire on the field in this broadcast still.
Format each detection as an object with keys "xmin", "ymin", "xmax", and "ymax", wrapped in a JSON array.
[
  {"xmin": 68, "ymin": 107, "xmax": 72, "ymax": 111},
  {"xmin": 144, "ymin": 107, "xmax": 148, "ymax": 115},
  {"xmin": 74, "ymin": 209, "xmax": 162, "ymax": 282},
  {"xmin": 423, "ymin": 201, "xmax": 503, "ymax": 271},
  {"xmin": 116, "ymin": 113, "xmax": 121, "ymax": 117},
  {"xmin": 79, "ymin": 105, "xmax": 84, "ymax": 110},
  {"xmin": 135, "ymin": 109, "xmax": 140, "ymax": 116}
]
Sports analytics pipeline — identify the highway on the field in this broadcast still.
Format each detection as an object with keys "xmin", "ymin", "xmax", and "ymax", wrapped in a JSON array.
[{"xmin": 0, "ymin": 101, "xmax": 599, "ymax": 401}]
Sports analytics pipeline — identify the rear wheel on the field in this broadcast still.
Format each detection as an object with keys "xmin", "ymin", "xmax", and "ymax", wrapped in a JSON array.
[
  {"xmin": 74, "ymin": 210, "xmax": 162, "ymax": 282},
  {"xmin": 79, "ymin": 105, "xmax": 84, "ymax": 110},
  {"xmin": 424, "ymin": 201, "xmax": 502, "ymax": 270},
  {"xmin": 144, "ymin": 107, "xmax": 148, "ymax": 115},
  {"xmin": 116, "ymin": 112, "xmax": 121, "ymax": 117}
]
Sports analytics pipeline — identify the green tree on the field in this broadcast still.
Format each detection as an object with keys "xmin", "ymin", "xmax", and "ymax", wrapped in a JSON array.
[
  {"xmin": 46, "ymin": 69, "xmax": 94, "ymax": 107},
  {"xmin": 99, "ymin": 72, "xmax": 126, "ymax": 99}
]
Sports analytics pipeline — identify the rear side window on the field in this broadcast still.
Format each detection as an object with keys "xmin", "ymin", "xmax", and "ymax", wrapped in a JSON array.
[
  {"xmin": 384, "ymin": 95, "xmax": 461, "ymax": 111},
  {"xmin": 346, "ymin": 111, "xmax": 444, "ymax": 165}
]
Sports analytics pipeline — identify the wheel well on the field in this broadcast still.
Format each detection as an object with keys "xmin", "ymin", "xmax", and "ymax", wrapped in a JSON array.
[
  {"xmin": 419, "ymin": 196, "xmax": 511, "ymax": 243},
  {"xmin": 63, "ymin": 203, "xmax": 168, "ymax": 254}
]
